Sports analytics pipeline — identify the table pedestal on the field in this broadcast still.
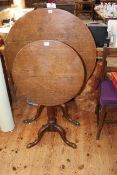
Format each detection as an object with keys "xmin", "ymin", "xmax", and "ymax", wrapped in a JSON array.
[{"xmin": 23, "ymin": 105, "xmax": 80, "ymax": 149}]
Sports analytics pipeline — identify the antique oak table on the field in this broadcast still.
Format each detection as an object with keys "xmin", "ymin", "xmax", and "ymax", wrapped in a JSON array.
[
  {"xmin": 12, "ymin": 40, "xmax": 86, "ymax": 148},
  {"xmin": 5, "ymin": 8, "xmax": 96, "ymax": 81}
]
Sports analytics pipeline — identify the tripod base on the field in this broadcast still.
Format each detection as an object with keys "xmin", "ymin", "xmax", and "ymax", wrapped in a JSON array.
[{"xmin": 24, "ymin": 105, "xmax": 80, "ymax": 149}]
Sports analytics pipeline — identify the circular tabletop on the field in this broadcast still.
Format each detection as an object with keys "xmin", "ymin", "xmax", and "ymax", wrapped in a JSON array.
[
  {"xmin": 12, "ymin": 40, "xmax": 85, "ymax": 106},
  {"xmin": 5, "ymin": 8, "xmax": 96, "ymax": 80}
]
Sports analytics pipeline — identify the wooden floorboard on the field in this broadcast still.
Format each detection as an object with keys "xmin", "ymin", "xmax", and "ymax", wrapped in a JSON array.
[{"xmin": 0, "ymin": 97, "xmax": 117, "ymax": 175}]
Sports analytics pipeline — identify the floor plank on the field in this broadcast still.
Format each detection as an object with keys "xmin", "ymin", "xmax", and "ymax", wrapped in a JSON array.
[{"xmin": 0, "ymin": 98, "xmax": 116, "ymax": 175}]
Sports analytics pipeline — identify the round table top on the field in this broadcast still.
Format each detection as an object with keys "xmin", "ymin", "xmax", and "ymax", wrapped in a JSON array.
[
  {"xmin": 12, "ymin": 40, "xmax": 85, "ymax": 106},
  {"xmin": 5, "ymin": 8, "xmax": 96, "ymax": 80}
]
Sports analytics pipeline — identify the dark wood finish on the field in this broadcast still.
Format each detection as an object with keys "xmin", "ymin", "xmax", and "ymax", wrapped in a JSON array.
[
  {"xmin": 105, "ymin": 47, "xmax": 117, "ymax": 57},
  {"xmin": 33, "ymin": 2, "xmax": 46, "ymax": 9},
  {"xmin": 23, "ymin": 105, "xmax": 44, "ymax": 124},
  {"xmin": 23, "ymin": 103, "xmax": 80, "ymax": 126},
  {"xmin": 32, "ymin": 0, "xmax": 75, "ymax": 13},
  {"xmin": 56, "ymin": 0, "xmax": 75, "ymax": 14},
  {"xmin": 24, "ymin": 105, "xmax": 78, "ymax": 149},
  {"xmin": 74, "ymin": 0, "xmax": 95, "ymax": 18},
  {"xmin": 4, "ymin": 8, "xmax": 96, "ymax": 81},
  {"xmin": 60, "ymin": 104, "xmax": 80, "ymax": 126},
  {"xmin": 0, "ymin": 0, "xmax": 12, "ymax": 6},
  {"xmin": 96, "ymin": 47, "xmax": 117, "ymax": 140},
  {"xmin": 12, "ymin": 40, "xmax": 85, "ymax": 106},
  {"xmin": 25, "ymin": 0, "xmax": 46, "ymax": 7}
]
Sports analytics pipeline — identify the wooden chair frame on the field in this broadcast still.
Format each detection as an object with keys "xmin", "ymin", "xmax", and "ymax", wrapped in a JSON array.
[{"xmin": 95, "ymin": 46, "xmax": 117, "ymax": 140}]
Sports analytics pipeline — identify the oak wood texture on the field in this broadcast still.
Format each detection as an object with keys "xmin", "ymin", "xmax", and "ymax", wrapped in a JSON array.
[
  {"xmin": 4, "ymin": 8, "xmax": 96, "ymax": 80},
  {"xmin": 12, "ymin": 40, "xmax": 85, "ymax": 106}
]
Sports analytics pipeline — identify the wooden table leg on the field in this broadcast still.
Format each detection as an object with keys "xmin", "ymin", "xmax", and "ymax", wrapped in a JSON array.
[
  {"xmin": 60, "ymin": 104, "xmax": 80, "ymax": 126},
  {"xmin": 23, "ymin": 105, "xmax": 44, "ymax": 124},
  {"xmin": 26, "ymin": 106, "xmax": 77, "ymax": 149}
]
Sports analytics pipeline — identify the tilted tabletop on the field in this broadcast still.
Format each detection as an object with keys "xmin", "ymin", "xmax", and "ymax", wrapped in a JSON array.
[
  {"xmin": 5, "ymin": 8, "xmax": 96, "ymax": 81},
  {"xmin": 12, "ymin": 40, "xmax": 85, "ymax": 106}
]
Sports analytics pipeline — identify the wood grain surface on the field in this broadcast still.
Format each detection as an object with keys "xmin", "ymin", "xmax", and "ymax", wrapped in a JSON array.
[
  {"xmin": 12, "ymin": 40, "xmax": 85, "ymax": 106},
  {"xmin": 4, "ymin": 8, "xmax": 96, "ymax": 80},
  {"xmin": 0, "ymin": 97, "xmax": 116, "ymax": 175}
]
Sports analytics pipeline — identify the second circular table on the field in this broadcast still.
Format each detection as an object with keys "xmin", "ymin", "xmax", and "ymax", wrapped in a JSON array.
[
  {"xmin": 12, "ymin": 40, "xmax": 86, "ymax": 148},
  {"xmin": 12, "ymin": 40, "xmax": 86, "ymax": 106}
]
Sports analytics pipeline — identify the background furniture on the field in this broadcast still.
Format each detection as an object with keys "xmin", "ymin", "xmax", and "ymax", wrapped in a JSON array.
[
  {"xmin": 32, "ymin": 1, "xmax": 46, "ymax": 9},
  {"xmin": 94, "ymin": 4, "xmax": 117, "ymax": 23},
  {"xmin": 74, "ymin": 0, "xmax": 95, "ymax": 18},
  {"xmin": 25, "ymin": 0, "xmax": 74, "ymax": 13},
  {"xmin": 95, "ymin": 47, "xmax": 117, "ymax": 139},
  {"xmin": 95, "ymin": 0, "xmax": 100, "ymax": 4},
  {"xmin": 0, "ymin": 0, "xmax": 12, "ymax": 6},
  {"xmin": 87, "ymin": 22, "xmax": 108, "ymax": 47},
  {"xmin": 33, "ymin": 1, "xmax": 75, "ymax": 13},
  {"xmin": 56, "ymin": 0, "xmax": 74, "ymax": 14}
]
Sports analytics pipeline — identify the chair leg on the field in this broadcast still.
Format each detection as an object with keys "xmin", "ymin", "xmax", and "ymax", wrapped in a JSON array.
[
  {"xmin": 95, "ymin": 101, "xmax": 100, "ymax": 126},
  {"xmin": 96, "ymin": 107, "xmax": 107, "ymax": 140}
]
